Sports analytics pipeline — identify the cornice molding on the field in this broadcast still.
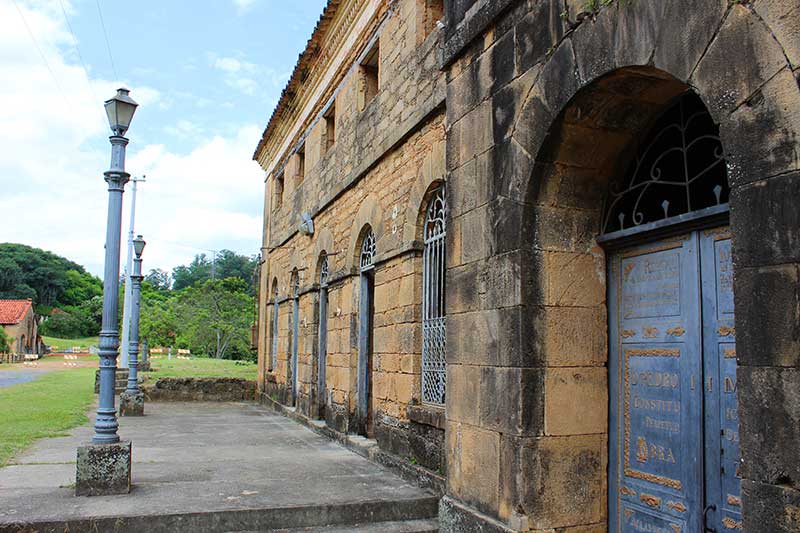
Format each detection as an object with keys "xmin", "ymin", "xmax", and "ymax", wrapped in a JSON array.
[{"xmin": 253, "ymin": 0, "xmax": 388, "ymax": 171}]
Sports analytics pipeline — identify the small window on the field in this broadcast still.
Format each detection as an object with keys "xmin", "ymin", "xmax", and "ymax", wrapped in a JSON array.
[
  {"xmin": 417, "ymin": 0, "xmax": 444, "ymax": 42},
  {"xmin": 324, "ymin": 104, "xmax": 336, "ymax": 152},
  {"xmin": 295, "ymin": 145, "xmax": 305, "ymax": 184},
  {"xmin": 359, "ymin": 41, "xmax": 379, "ymax": 111},
  {"xmin": 274, "ymin": 171, "xmax": 284, "ymax": 209}
]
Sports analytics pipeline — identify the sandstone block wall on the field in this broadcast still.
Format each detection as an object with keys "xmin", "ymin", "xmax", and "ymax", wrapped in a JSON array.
[
  {"xmin": 440, "ymin": 0, "xmax": 800, "ymax": 531},
  {"xmin": 258, "ymin": 0, "xmax": 448, "ymax": 475}
]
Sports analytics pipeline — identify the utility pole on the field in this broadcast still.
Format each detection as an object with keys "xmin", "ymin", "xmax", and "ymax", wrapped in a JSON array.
[{"xmin": 120, "ymin": 175, "xmax": 145, "ymax": 368}]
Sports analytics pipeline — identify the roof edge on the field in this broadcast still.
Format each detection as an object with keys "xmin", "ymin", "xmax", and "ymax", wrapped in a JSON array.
[{"xmin": 252, "ymin": 0, "xmax": 343, "ymax": 165}]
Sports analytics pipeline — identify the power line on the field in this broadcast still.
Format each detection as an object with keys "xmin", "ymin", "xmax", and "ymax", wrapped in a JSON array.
[
  {"xmin": 58, "ymin": 0, "xmax": 105, "ymax": 128},
  {"xmin": 11, "ymin": 0, "xmax": 72, "ymax": 108},
  {"xmin": 95, "ymin": 0, "xmax": 119, "ymax": 81}
]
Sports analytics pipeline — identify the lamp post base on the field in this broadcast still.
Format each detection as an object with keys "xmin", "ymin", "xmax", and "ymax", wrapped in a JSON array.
[
  {"xmin": 76, "ymin": 440, "xmax": 131, "ymax": 496},
  {"xmin": 119, "ymin": 391, "xmax": 145, "ymax": 416}
]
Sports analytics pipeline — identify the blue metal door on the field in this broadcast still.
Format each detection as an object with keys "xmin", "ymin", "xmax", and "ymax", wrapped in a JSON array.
[
  {"xmin": 609, "ymin": 228, "xmax": 740, "ymax": 533},
  {"xmin": 609, "ymin": 234, "xmax": 704, "ymax": 533},
  {"xmin": 700, "ymin": 228, "xmax": 741, "ymax": 532}
]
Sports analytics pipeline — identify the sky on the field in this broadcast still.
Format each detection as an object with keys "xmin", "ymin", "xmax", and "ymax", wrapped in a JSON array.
[{"xmin": 0, "ymin": 0, "xmax": 327, "ymax": 277}]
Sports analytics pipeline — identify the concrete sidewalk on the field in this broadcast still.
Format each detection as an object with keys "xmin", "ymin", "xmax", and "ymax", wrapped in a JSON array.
[{"xmin": 0, "ymin": 402, "xmax": 438, "ymax": 532}]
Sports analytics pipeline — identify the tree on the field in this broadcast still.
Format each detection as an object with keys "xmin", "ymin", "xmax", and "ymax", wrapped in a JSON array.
[
  {"xmin": 140, "ymin": 298, "xmax": 179, "ymax": 348},
  {"xmin": 172, "ymin": 254, "xmax": 213, "ymax": 290},
  {"xmin": 0, "ymin": 328, "xmax": 10, "ymax": 353},
  {"xmin": 173, "ymin": 278, "xmax": 253, "ymax": 359},
  {"xmin": 215, "ymin": 250, "xmax": 258, "ymax": 293},
  {"xmin": 145, "ymin": 269, "xmax": 172, "ymax": 291},
  {"xmin": 0, "ymin": 243, "xmax": 101, "ymax": 309}
]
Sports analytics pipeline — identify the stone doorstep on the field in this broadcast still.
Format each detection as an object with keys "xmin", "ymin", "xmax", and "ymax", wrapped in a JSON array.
[
  {"xmin": 260, "ymin": 394, "xmax": 446, "ymax": 496},
  {"xmin": 0, "ymin": 496, "xmax": 441, "ymax": 533},
  {"xmin": 231, "ymin": 517, "xmax": 440, "ymax": 532}
]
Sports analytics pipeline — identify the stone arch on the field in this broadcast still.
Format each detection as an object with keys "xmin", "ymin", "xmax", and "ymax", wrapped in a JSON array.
[
  {"xmin": 403, "ymin": 139, "xmax": 446, "ymax": 244},
  {"xmin": 313, "ymin": 227, "xmax": 335, "ymax": 280},
  {"xmin": 445, "ymin": 3, "xmax": 800, "ymax": 531},
  {"xmin": 508, "ymin": 3, "xmax": 799, "ymax": 205},
  {"xmin": 348, "ymin": 195, "xmax": 385, "ymax": 270}
]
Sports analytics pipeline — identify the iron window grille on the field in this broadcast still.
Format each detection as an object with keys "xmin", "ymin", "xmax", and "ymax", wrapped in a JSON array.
[
  {"xmin": 360, "ymin": 230, "xmax": 376, "ymax": 272},
  {"xmin": 422, "ymin": 185, "xmax": 446, "ymax": 405},
  {"xmin": 602, "ymin": 92, "xmax": 729, "ymax": 234}
]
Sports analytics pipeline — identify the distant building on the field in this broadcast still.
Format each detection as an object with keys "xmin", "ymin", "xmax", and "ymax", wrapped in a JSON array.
[
  {"xmin": 0, "ymin": 299, "xmax": 40, "ymax": 356},
  {"xmin": 253, "ymin": 1, "xmax": 800, "ymax": 532}
]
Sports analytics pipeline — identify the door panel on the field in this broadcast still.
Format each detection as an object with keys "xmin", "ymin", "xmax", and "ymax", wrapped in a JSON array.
[
  {"xmin": 609, "ymin": 228, "xmax": 740, "ymax": 533},
  {"xmin": 700, "ymin": 229, "xmax": 741, "ymax": 531},
  {"xmin": 292, "ymin": 297, "xmax": 299, "ymax": 403},
  {"xmin": 357, "ymin": 272, "xmax": 374, "ymax": 436},
  {"xmin": 609, "ymin": 234, "xmax": 703, "ymax": 533}
]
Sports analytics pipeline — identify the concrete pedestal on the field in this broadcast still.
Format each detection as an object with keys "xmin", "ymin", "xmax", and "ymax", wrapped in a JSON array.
[
  {"xmin": 75, "ymin": 440, "xmax": 131, "ymax": 496},
  {"xmin": 119, "ymin": 391, "xmax": 144, "ymax": 416}
]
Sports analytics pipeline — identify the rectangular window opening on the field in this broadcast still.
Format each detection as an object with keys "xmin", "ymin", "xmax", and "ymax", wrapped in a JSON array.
[
  {"xmin": 359, "ymin": 41, "xmax": 379, "ymax": 111},
  {"xmin": 295, "ymin": 145, "xmax": 305, "ymax": 184},
  {"xmin": 274, "ymin": 171, "xmax": 284, "ymax": 209},
  {"xmin": 418, "ymin": 0, "xmax": 444, "ymax": 41},
  {"xmin": 324, "ymin": 104, "xmax": 336, "ymax": 152}
]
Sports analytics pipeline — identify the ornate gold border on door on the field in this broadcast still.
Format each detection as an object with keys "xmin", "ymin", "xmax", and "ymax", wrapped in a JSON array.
[{"xmin": 623, "ymin": 347, "xmax": 683, "ymax": 491}]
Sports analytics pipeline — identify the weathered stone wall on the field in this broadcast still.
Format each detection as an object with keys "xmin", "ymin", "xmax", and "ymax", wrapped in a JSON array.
[
  {"xmin": 441, "ymin": 0, "xmax": 800, "ymax": 531},
  {"xmin": 143, "ymin": 378, "xmax": 256, "ymax": 402},
  {"xmin": 258, "ymin": 0, "xmax": 448, "ymax": 475},
  {"xmin": 3, "ymin": 305, "xmax": 37, "ymax": 354}
]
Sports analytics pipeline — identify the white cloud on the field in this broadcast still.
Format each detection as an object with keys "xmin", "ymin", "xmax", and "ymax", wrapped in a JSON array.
[
  {"xmin": 0, "ymin": 1, "xmax": 264, "ymax": 276},
  {"xmin": 164, "ymin": 119, "xmax": 204, "ymax": 139},
  {"xmin": 125, "ymin": 125, "xmax": 264, "ymax": 273},
  {"xmin": 232, "ymin": 0, "xmax": 257, "ymax": 15},
  {"xmin": 210, "ymin": 55, "xmax": 260, "ymax": 95},
  {"xmin": 213, "ymin": 57, "xmax": 255, "ymax": 74},
  {"xmin": 227, "ymin": 77, "xmax": 258, "ymax": 95}
]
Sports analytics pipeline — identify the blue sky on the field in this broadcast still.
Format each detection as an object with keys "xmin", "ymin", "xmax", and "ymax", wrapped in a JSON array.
[{"xmin": 0, "ymin": 0, "xmax": 327, "ymax": 277}]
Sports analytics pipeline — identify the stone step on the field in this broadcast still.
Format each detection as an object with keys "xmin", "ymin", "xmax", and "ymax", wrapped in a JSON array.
[
  {"xmin": 244, "ymin": 518, "xmax": 439, "ymax": 532},
  {"xmin": 0, "ymin": 495, "xmax": 440, "ymax": 533}
]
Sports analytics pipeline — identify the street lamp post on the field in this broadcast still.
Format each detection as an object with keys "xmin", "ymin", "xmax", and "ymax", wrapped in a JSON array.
[
  {"xmin": 141, "ymin": 337, "xmax": 150, "ymax": 372},
  {"xmin": 120, "ymin": 235, "xmax": 146, "ymax": 416},
  {"xmin": 76, "ymin": 88, "xmax": 138, "ymax": 497}
]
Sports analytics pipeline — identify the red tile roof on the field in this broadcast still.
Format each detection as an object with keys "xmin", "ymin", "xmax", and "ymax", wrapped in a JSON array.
[{"xmin": 0, "ymin": 299, "xmax": 33, "ymax": 325}]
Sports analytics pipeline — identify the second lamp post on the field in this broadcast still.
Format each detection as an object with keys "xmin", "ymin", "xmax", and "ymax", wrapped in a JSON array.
[{"xmin": 120, "ymin": 235, "xmax": 146, "ymax": 416}]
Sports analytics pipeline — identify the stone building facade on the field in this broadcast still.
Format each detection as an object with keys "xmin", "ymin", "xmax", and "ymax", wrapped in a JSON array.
[
  {"xmin": 255, "ymin": 1, "xmax": 800, "ymax": 532},
  {"xmin": 254, "ymin": 0, "xmax": 449, "ymax": 476}
]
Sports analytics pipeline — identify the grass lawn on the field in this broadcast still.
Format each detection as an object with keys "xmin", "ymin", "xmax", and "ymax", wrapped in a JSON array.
[
  {"xmin": 0, "ymin": 368, "xmax": 95, "ymax": 467},
  {"xmin": 144, "ymin": 357, "xmax": 257, "ymax": 380},
  {"xmin": 42, "ymin": 336, "xmax": 99, "ymax": 350}
]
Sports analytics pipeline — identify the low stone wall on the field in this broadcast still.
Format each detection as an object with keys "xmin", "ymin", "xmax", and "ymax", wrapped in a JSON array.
[{"xmin": 143, "ymin": 377, "xmax": 256, "ymax": 402}]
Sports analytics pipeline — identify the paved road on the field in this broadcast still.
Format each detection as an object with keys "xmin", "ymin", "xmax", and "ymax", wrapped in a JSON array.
[{"xmin": 0, "ymin": 369, "xmax": 48, "ymax": 388}]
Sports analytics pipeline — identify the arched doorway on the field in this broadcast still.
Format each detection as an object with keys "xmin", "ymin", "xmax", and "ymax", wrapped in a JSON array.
[
  {"xmin": 356, "ymin": 227, "xmax": 376, "ymax": 437},
  {"xmin": 599, "ymin": 91, "xmax": 739, "ymax": 533},
  {"xmin": 523, "ymin": 70, "xmax": 741, "ymax": 532},
  {"xmin": 290, "ymin": 269, "xmax": 300, "ymax": 406},
  {"xmin": 317, "ymin": 252, "xmax": 330, "ymax": 418}
]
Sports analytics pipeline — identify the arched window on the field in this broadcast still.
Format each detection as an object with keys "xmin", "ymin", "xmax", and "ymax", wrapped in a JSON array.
[
  {"xmin": 317, "ymin": 253, "xmax": 330, "ymax": 416},
  {"xmin": 360, "ymin": 231, "xmax": 376, "ymax": 271},
  {"xmin": 270, "ymin": 280, "xmax": 278, "ymax": 371},
  {"xmin": 602, "ymin": 92, "xmax": 728, "ymax": 234},
  {"xmin": 422, "ymin": 184, "xmax": 446, "ymax": 405}
]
